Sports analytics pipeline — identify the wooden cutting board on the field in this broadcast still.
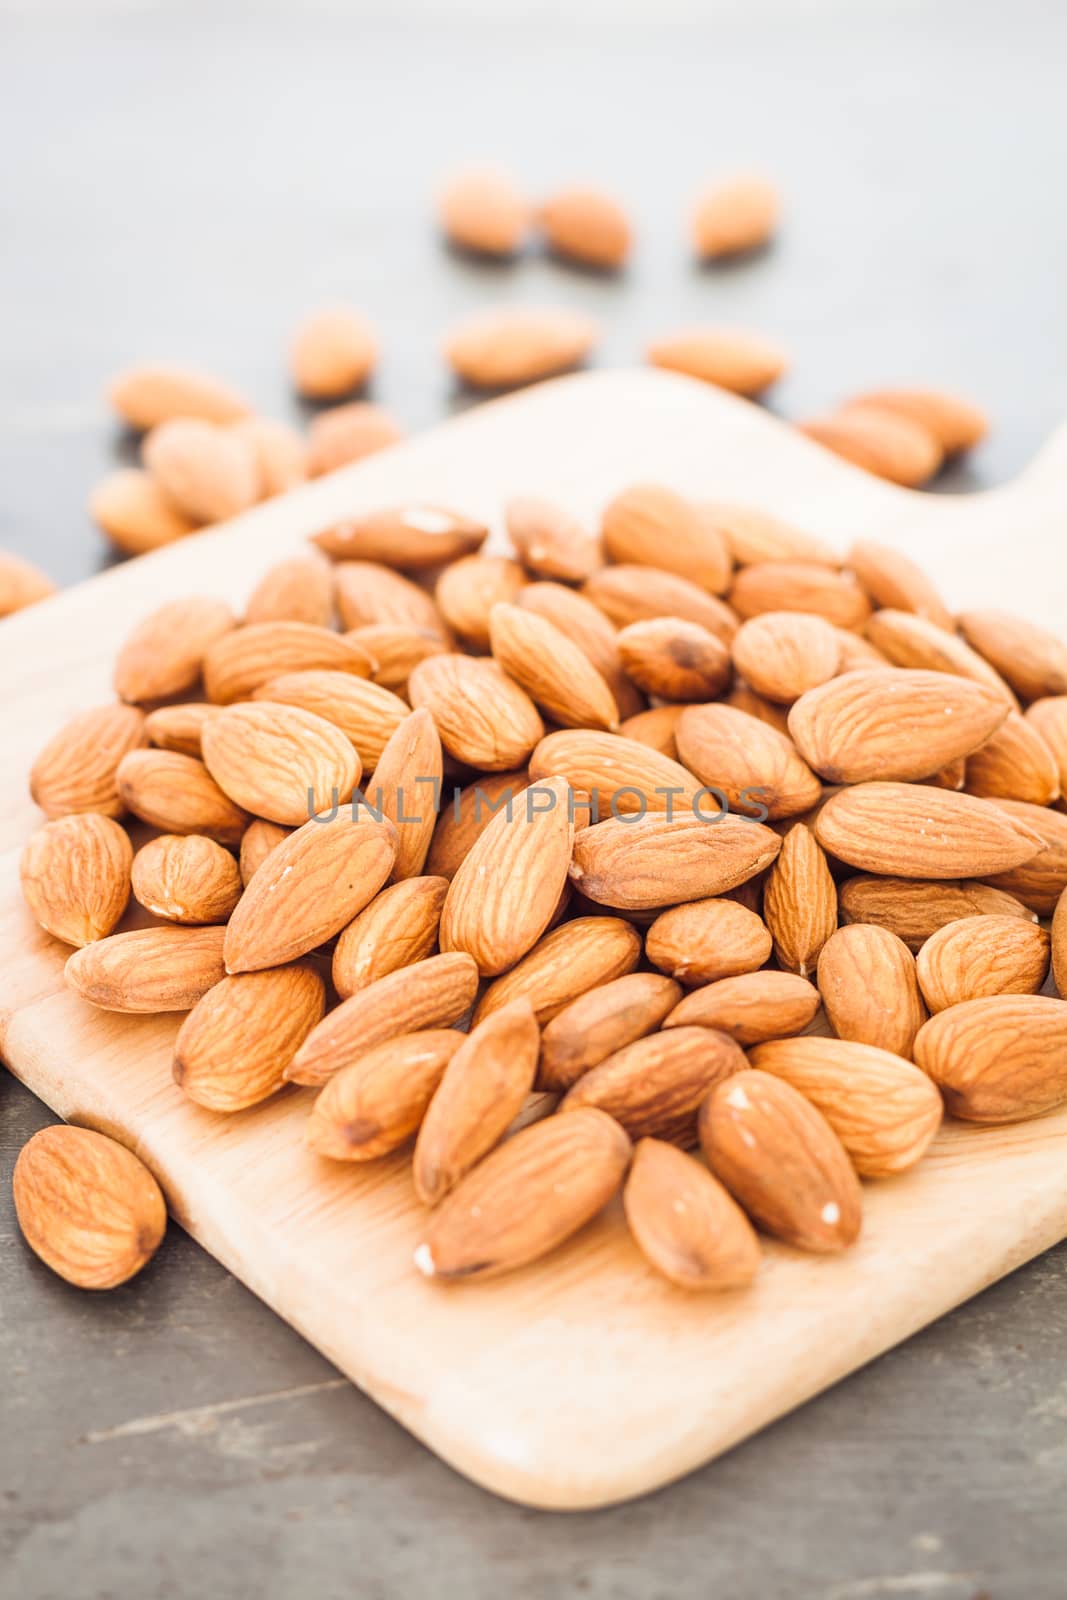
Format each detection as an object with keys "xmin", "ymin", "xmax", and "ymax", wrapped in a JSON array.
[{"xmin": 4, "ymin": 369, "xmax": 1067, "ymax": 1511}]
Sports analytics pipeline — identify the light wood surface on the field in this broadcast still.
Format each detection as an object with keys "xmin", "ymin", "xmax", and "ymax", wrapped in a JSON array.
[{"xmin": 3, "ymin": 369, "xmax": 1067, "ymax": 1510}]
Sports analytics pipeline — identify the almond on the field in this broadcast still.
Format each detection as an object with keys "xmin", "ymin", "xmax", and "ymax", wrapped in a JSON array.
[
  {"xmin": 618, "ymin": 704, "xmax": 685, "ymax": 757},
  {"xmin": 723, "ymin": 682, "xmax": 792, "ymax": 734},
  {"xmin": 364, "ymin": 707, "xmax": 442, "ymax": 880},
  {"xmin": 517, "ymin": 581, "xmax": 643, "ymax": 718},
  {"xmin": 749, "ymin": 1038, "xmax": 942, "ymax": 1177},
  {"xmin": 334, "ymin": 559, "xmax": 448, "ymax": 637},
  {"xmin": 538, "ymin": 972, "xmax": 682, "ymax": 1091},
  {"xmin": 529, "ymin": 729, "xmax": 702, "ymax": 817},
  {"xmin": 700, "ymin": 1070, "xmax": 862, "ymax": 1252},
  {"xmin": 539, "ymin": 185, "xmax": 631, "ymax": 268},
  {"xmin": 238, "ymin": 819, "xmax": 291, "ymax": 885},
  {"xmin": 729, "ymin": 561, "xmax": 872, "ymax": 629},
  {"xmin": 848, "ymin": 387, "xmax": 988, "ymax": 454},
  {"xmin": 704, "ymin": 502, "xmax": 839, "ymax": 569},
  {"xmin": 0, "ymin": 550, "xmax": 55, "ymax": 617},
  {"xmin": 174, "ymin": 965, "xmax": 325, "ymax": 1111},
  {"xmin": 143, "ymin": 417, "xmax": 261, "ymax": 522},
  {"xmin": 435, "ymin": 555, "xmax": 525, "ymax": 650},
  {"xmin": 763, "ymin": 822, "xmax": 837, "ymax": 977},
  {"xmin": 691, "ymin": 172, "xmax": 779, "ymax": 258},
  {"xmin": 1052, "ymin": 888, "xmax": 1067, "ymax": 997},
  {"xmin": 413, "ymin": 1107, "xmax": 631, "ymax": 1283},
  {"xmin": 425, "ymin": 770, "xmax": 530, "ymax": 880},
  {"xmin": 601, "ymin": 484, "xmax": 732, "ymax": 595},
  {"xmin": 788, "ymin": 669, "xmax": 1009, "ymax": 784},
  {"xmin": 489, "ymin": 601, "xmax": 620, "ymax": 730},
  {"xmin": 305, "ymin": 1030, "xmax": 464, "ymax": 1161},
  {"xmin": 332, "ymin": 876, "xmax": 448, "ymax": 998},
  {"xmin": 253, "ymin": 670, "xmax": 408, "ymax": 769},
  {"xmin": 223, "ymin": 809, "xmax": 396, "ymax": 973},
  {"xmin": 312, "ymin": 505, "xmax": 487, "ymax": 568},
  {"xmin": 244, "ymin": 554, "xmax": 334, "ymax": 627},
  {"xmin": 89, "ymin": 468, "xmax": 199, "ymax": 554},
  {"xmin": 570, "ymin": 812, "xmax": 781, "ymax": 911},
  {"xmin": 983, "ymin": 798, "xmax": 1067, "ymax": 914},
  {"xmin": 66, "ymin": 925, "xmax": 227, "ymax": 1012},
  {"xmin": 675, "ymin": 702, "xmax": 822, "ymax": 821},
  {"xmin": 814, "ymin": 783, "xmax": 1043, "ymax": 878},
  {"xmin": 623, "ymin": 1138, "xmax": 761, "ymax": 1290},
  {"xmin": 965, "ymin": 712, "xmax": 1060, "ymax": 804},
  {"xmin": 834, "ymin": 628, "xmax": 890, "ymax": 672},
  {"xmin": 616, "ymin": 618, "xmax": 731, "ymax": 702},
  {"xmin": 131, "ymin": 834, "xmax": 242, "ymax": 924},
  {"xmin": 646, "ymin": 897, "xmax": 771, "ymax": 987},
  {"xmin": 203, "ymin": 621, "xmax": 374, "ymax": 704},
  {"xmin": 13, "ymin": 1126, "xmax": 166, "ymax": 1289},
  {"xmin": 289, "ymin": 305, "xmax": 377, "ymax": 399},
  {"xmin": 31, "ymin": 704, "xmax": 148, "ymax": 819},
  {"xmin": 440, "ymin": 776, "xmax": 574, "ymax": 976},
  {"xmin": 438, "ymin": 166, "xmax": 528, "ymax": 257},
  {"xmin": 799, "ymin": 406, "xmax": 943, "ymax": 487},
  {"xmin": 915, "ymin": 914, "xmax": 1050, "ymax": 1013},
  {"xmin": 816, "ymin": 924, "xmax": 927, "ymax": 1057},
  {"xmin": 109, "ymin": 363, "xmax": 249, "ymax": 430},
  {"xmin": 346, "ymin": 623, "xmax": 447, "ymax": 691},
  {"xmin": 20, "ymin": 814, "xmax": 132, "ymax": 946},
  {"xmin": 1024, "ymin": 697, "xmax": 1067, "ymax": 793},
  {"xmin": 287, "ymin": 952, "xmax": 479, "ymax": 1086},
  {"xmin": 664, "ymin": 970, "xmax": 820, "ymax": 1044},
  {"xmin": 846, "ymin": 539, "xmax": 953, "ymax": 631},
  {"xmin": 647, "ymin": 326, "xmax": 788, "ymax": 396},
  {"xmin": 562, "ymin": 1026, "xmax": 744, "ymax": 1144},
  {"xmin": 838, "ymin": 875, "xmax": 1036, "ymax": 950},
  {"xmin": 305, "ymin": 403, "xmax": 404, "ymax": 476},
  {"xmin": 413, "ymin": 1000, "xmax": 540, "ymax": 1205},
  {"xmin": 913, "ymin": 995, "xmax": 1067, "ymax": 1122},
  {"xmin": 144, "ymin": 702, "xmax": 220, "ymax": 758},
  {"xmin": 230, "ymin": 417, "xmax": 308, "ymax": 497},
  {"xmin": 113, "ymin": 596, "xmax": 237, "ymax": 704},
  {"xmin": 505, "ymin": 496, "xmax": 602, "ymax": 584},
  {"xmin": 865, "ymin": 609, "xmax": 1016, "ymax": 704},
  {"xmin": 731, "ymin": 611, "xmax": 841, "ymax": 704},
  {"xmin": 957, "ymin": 609, "xmax": 1067, "ymax": 703},
  {"xmin": 584, "ymin": 565, "xmax": 738, "ymax": 640},
  {"xmin": 443, "ymin": 306, "xmax": 598, "ymax": 389},
  {"xmin": 201, "ymin": 701, "xmax": 360, "ymax": 826},
  {"xmin": 116, "ymin": 750, "xmax": 249, "ymax": 845},
  {"xmin": 408, "ymin": 654, "xmax": 544, "ymax": 770},
  {"xmin": 473, "ymin": 915, "xmax": 643, "ymax": 1025}
]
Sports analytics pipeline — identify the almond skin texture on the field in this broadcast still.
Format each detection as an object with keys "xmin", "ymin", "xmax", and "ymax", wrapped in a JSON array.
[
  {"xmin": 529, "ymin": 730, "xmax": 702, "ymax": 817},
  {"xmin": 505, "ymin": 496, "xmax": 602, "ymax": 585},
  {"xmin": 849, "ymin": 388, "xmax": 988, "ymax": 454},
  {"xmin": 705, "ymin": 502, "xmax": 839, "ymax": 569},
  {"xmin": 916, "ymin": 914, "xmax": 1050, "ymax": 1013},
  {"xmin": 624, "ymin": 1138, "xmax": 761, "ymax": 1290},
  {"xmin": 436, "ymin": 555, "xmax": 525, "ymax": 650},
  {"xmin": 238, "ymin": 819, "xmax": 290, "ymax": 886},
  {"xmin": 731, "ymin": 611, "xmax": 841, "ymax": 704},
  {"xmin": 664, "ymin": 970, "xmax": 820, "ymax": 1045},
  {"xmin": 224, "ymin": 810, "xmax": 396, "ymax": 973},
  {"xmin": 231, "ymin": 417, "xmax": 308, "ymax": 498},
  {"xmin": 347, "ymin": 623, "xmax": 448, "ymax": 692},
  {"xmin": 439, "ymin": 166, "xmax": 528, "ymax": 257},
  {"xmin": 983, "ymin": 798, "xmax": 1067, "ymax": 914},
  {"xmin": 700, "ymin": 1070, "xmax": 862, "ymax": 1253},
  {"xmin": 560, "ymin": 1026, "xmax": 745, "ymax": 1145},
  {"xmin": 365, "ymin": 708, "xmax": 442, "ymax": 880},
  {"xmin": 691, "ymin": 173, "xmax": 779, "ymax": 258},
  {"xmin": 332, "ymin": 876, "xmax": 448, "ymax": 999},
  {"xmin": 131, "ymin": 834, "xmax": 242, "ymax": 925},
  {"xmin": 440, "ymin": 776, "xmax": 574, "ymax": 976},
  {"xmin": 517, "ymin": 581, "xmax": 643, "ymax": 718},
  {"xmin": 116, "ymin": 750, "xmax": 249, "ymax": 846},
  {"xmin": 865, "ymin": 609, "xmax": 1016, "ymax": 705},
  {"xmin": 203, "ymin": 622, "xmax": 373, "ymax": 704},
  {"xmin": 675, "ymin": 703, "xmax": 822, "ymax": 822},
  {"xmin": 750, "ymin": 1038, "xmax": 943, "ymax": 1178},
  {"xmin": 425, "ymin": 771, "xmax": 531, "ymax": 880},
  {"xmin": 489, "ymin": 602, "xmax": 620, "ymax": 730},
  {"xmin": 570, "ymin": 813, "xmax": 781, "ymax": 911},
  {"xmin": 113, "ymin": 597, "xmax": 237, "ymax": 705},
  {"xmin": 0, "ymin": 550, "xmax": 55, "ymax": 617},
  {"xmin": 174, "ymin": 966, "xmax": 326, "ymax": 1111},
  {"xmin": 965, "ymin": 712, "xmax": 1060, "ymax": 804},
  {"xmin": 838, "ymin": 876, "xmax": 1036, "ymax": 951},
  {"xmin": 647, "ymin": 327, "xmax": 788, "ymax": 397},
  {"xmin": 1052, "ymin": 888, "xmax": 1067, "ymax": 998},
  {"xmin": 409, "ymin": 654, "xmax": 544, "ymax": 771},
  {"xmin": 788, "ymin": 669, "xmax": 1009, "ymax": 785},
  {"xmin": 13, "ymin": 1126, "xmax": 167, "ymax": 1290},
  {"xmin": 109, "ymin": 363, "xmax": 249, "ymax": 430},
  {"xmin": 144, "ymin": 702, "xmax": 220, "ymax": 758},
  {"xmin": 729, "ymin": 562, "xmax": 872, "ymax": 630},
  {"xmin": 444, "ymin": 306, "xmax": 598, "ymax": 389},
  {"xmin": 20, "ymin": 815, "xmax": 133, "ymax": 947},
  {"xmin": 333, "ymin": 560, "xmax": 447, "ymax": 637},
  {"xmin": 800, "ymin": 406, "xmax": 943, "ymax": 487},
  {"xmin": 31, "ymin": 704, "xmax": 147, "ymax": 819},
  {"xmin": 143, "ymin": 417, "xmax": 261, "ymax": 522},
  {"xmin": 814, "ymin": 783, "xmax": 1043, "ymax": 879},
  {"xmin": 540, "ymin": 186, "xmax": 631, "ymax": 269},
  {"xmin": 584, "ymin": 565, "xmax": 738, "ymax": 640},
  {"xmin": 846, "ymin": 540, "xmax": 954, "ymax": 631},
  {"xmin": 244, "ymin": 554, "xmax": 334, "ymax": 627},
  {"xmin": 66, "ymin": 926, "xmax": 227, "ymax": 1012},
  {"xmin": 1024, "ymin": 697, "xmax": 1067, "ymax": 793},
  {"xmin": 305, "ymin": 1030, "xmax": 465, "ymax": 1161},
  {"xmin": 816, "ymin": 924, "xmax": 927, "ymax": 1058},
  {"xmin": 414, "ymin": 1107, "xmax": 631, "ymax": 1283},
  {"xmin": 538, "ymin": 972, "xmax": 682, "ymax": 1091},
  {"xmin": 913, "ymin": 995, "xmax": 1067, "ymax": 1122},
  {"xmin": 763, "ymin": 823, "xmax": 837, "ymax": 978},
  {"xmin": 473, "ymin": 916, "xmax": 643, "ymax": 1026},
  {"xmin": 89, "ymin": 468, "xmax": 199, "ymax": 555},
  {"xmin": 413, "ymin": 1000, "xmax": 540, "ymax": 1205},
  {"xmin": 289, "ymin": 305, "xmax": 377, "ymax": 399},
  {"xmin": 313, "ymin": 505, "xmax": 487, "ymax": 569},
  {"xmin": 288, "ymin": 953, "xmax": 480, "ymax": 1087},
  {"xmin": 646, "ymin": 897, "xmax": 771, "ymax": 988},
  {"xmin": 616, "ymin": 618, "xmax": 731, "ymax": 702},
  {"xmin": 253, "ymin": 670, "xmax": 407, "ymax": 770},
  {"xmin": 305, "ymin": 403, "xmax": 404, "ymax": 476},
  {"xmin": 957, "ymin": 609, "xmax": 1067, "ymax": 703},
  {"xmin": 201, "ymin": 701, "xmax": 361, "ymax": 826},
  {"xmin": 601, "ymin": 484, "xmax": 732, "ymax": 595}
]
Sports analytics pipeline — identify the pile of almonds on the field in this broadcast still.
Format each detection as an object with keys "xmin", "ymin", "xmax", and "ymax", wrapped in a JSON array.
[{"xmin": 16, "ymin": 483, "xmax": 1067, "ymax": 1291}]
